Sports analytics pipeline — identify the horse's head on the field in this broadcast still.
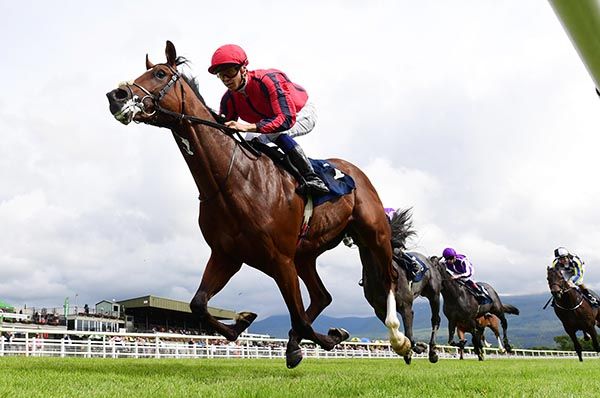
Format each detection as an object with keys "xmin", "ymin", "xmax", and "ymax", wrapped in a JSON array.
[
  {"xmin": 106, "ymin": 40, "xmax": 187, "ymax": 127},
  {"xmin": 547, "ymin": 266, "xmax": 568, "ymax": 299}
]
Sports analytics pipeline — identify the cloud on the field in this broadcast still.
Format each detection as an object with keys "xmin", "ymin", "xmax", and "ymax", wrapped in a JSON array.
[{"xmin": 1, "ymin": 1, "xmax": 599, "ymax": 320}]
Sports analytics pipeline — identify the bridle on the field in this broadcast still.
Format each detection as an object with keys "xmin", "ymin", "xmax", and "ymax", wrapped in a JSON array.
[
  {"xmin": 119, "ymin": 63, "xmax": 260, "ymax": 150},
  {"xmin": 118, "ymin": 63, "xmax": 261, "ymax": 202},
  {"xmin": 548, "ymin": 274, "xmax": 584, "ymax": 311}
]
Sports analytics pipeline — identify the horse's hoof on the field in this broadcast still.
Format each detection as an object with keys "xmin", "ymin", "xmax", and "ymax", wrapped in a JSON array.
[
  {"xmin": 286, "ymin": 348, "xmax": 303, "ymax": 369},
  {"xmin": 391, "ymin": 337, "xmax": 412, "ymax": 356},
  {"xmin": 429, "ymin": 351, "xmax": 439, "ymax": 363},
  {"xmin": 403, "ymin": 355, "xmax": 412, "ymax": 365},
  {"xmin": 237, "ymin": 311, "xmax": 258, "ymax": 327},
  {"xmin": 412, "ymin": 342, "xmax": 428, "ymax": 354},
  {"xmin": 328, "ymin": 328, "xmax": 350, "ymax": 343}
]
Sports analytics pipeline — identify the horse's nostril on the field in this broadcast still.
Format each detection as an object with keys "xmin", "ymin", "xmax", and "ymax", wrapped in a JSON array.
[{"xmin": 114, "ymin": 88, "xmax": 129, "ymax": 100}]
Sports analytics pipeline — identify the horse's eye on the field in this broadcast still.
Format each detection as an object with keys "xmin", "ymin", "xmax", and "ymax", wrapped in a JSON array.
[{"xmin": 155, "ymin": 70, "xmax": 167, "ymax": 79}]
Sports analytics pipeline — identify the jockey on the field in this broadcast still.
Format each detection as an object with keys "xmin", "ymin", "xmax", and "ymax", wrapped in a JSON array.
[
  {"xmin": 551, "ymin": 247, "xmax": 599, "ymax": 306},
  {"xmin": 440, "ymin": 247, "xmax": 491, "ymax": 304},
  {"xmin": 208, "ymin": 44, "xmax": 329, "ymax": 194}
]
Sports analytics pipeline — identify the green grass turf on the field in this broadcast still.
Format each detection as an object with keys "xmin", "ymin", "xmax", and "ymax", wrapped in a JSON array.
[{"xmin": 0, "ymin": 357, "xmax": 599, "ymax": 397}]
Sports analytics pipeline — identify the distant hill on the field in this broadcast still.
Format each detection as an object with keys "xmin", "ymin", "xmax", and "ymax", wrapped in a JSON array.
[{"xmin": 249, "ymin": 293, "xmax": 566, "ymax": 348}]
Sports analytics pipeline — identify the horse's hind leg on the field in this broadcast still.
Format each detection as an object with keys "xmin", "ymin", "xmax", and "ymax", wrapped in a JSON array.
[
  {"xmin": 272, "ymin": 256, "xmax": 341, "ymax": 368},
  {"xmin": 190, "ymin": 252, "xmax": 255, "ymax": 341},
  {"xmin": 586, "ymin": 327, "xmax": 600, "ymax": 353},
  {"xmin": 497, "ymin": 313, "xmax": 512, "ymax": 352},
  {"xmin": 286, "ymin": 256, "xmax": 342, "ymax": 368},
  {"xmin": 357, "ymin": 244, "xmax": 411, "ymax": 357},
  {"xmin": 426, "ymin": 293, "xmax": 441, "ymax": 363}
]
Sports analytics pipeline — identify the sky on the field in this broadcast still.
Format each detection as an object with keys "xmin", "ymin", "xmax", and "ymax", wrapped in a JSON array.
[{"xmin": 1, "ymin": 1, "xmax": 599, "ymax": 322}]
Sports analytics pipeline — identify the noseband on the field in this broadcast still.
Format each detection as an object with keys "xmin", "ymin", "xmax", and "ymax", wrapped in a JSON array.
[{"xmin": 118, "ymin": 63, "xmax": 185, "ymax": 123}]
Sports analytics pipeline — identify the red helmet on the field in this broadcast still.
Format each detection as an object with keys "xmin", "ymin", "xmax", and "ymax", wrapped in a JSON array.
[{"xmin": 208, "ymin": 44, "xmax": 248, "ymax": 74}]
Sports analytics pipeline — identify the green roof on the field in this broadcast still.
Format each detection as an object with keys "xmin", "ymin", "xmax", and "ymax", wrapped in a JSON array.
[
  {"xmin": 117, "ymin": 295, "xmax": 238, "ymax": 320},
  {"xmin": 0, "ymin": 300, "xmax": 15, "ymax": 311}
]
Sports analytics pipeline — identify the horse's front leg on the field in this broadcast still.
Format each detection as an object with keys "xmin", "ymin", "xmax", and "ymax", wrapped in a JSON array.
[
  {"xmin": 447, "ymin": 319, "xmax": 457, "ymax": 346},
  {"xmin": 397, "ymin": 302, "xmax": 415, "ymax": 364},
  {"xmin": 473, "ymin": 327, "xmax": 485, "ymax": 361},
  {"xmin": 567, "ymin": 329, "xmax": 583, "ymax": 361},
  {"xmin": 189, "ymin": 252, "xmax": 255, "ymax": 341}
]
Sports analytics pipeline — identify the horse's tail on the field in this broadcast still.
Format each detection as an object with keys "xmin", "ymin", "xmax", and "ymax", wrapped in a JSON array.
[
  {"xmin": 502, "ymin": 304, "xmax": 520, "ymax": 315},
  {"xmin": 390, "ymin": 208, "xmax": 416, "ymax": 250}
]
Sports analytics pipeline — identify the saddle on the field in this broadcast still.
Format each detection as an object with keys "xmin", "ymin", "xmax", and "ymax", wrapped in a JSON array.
[
  {"xmin": 248, "ymin": 141, "xmax": 355, "ymax": 206},
  {"xmin": 457, "ymin": 280, "xmax": 492, "ymax": 305}
]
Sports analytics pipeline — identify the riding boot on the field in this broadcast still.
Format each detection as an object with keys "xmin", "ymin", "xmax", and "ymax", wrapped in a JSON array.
[
  {"xmin": 401, "ymin": 252, "xmax": 422, "ymax": 280},
  {"xmin": 286, "ymin": 145, "xmax": 330, "ymax": 194},
  {"xmin": 471, "ymin": 282, "xmax": 491, "ymax": 304},
  {"xmin": 581, "ymin": 287, "xmax": 600, "ymax": 307}
]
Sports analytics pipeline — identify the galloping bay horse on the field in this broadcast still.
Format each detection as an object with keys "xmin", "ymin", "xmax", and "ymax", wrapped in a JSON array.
[
  {"xmin": 434, "ymin": 256, "xmax": 519, "ymax": 361},
  {"xmin": 547, "ymin": 266, "xmax": 600, "ymax": 361},
  {"xmin": 361, "ymin": 208, "xmax": 442, "ymax": 364},
  {"xmin": 106, "ymin": 41, "xmax": 410, "ymax": 368},
  {"xmin": 456, "ymin": 313, "xmax": 505, "ymax": 360}
]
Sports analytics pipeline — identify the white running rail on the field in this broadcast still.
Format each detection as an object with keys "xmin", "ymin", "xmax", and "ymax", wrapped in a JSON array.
[{"xmin": 0, "ymin": 327, "xmax": 597, "ymax": 360}]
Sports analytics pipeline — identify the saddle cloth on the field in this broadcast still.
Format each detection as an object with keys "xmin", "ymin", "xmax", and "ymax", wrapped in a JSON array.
[
  {"xmin": 309, "ymin": 159, "xmax": 355, "ymax": 206},
  {"xmin": 249, "ymin": 141, "xmax": 355, "ymax": 206}
]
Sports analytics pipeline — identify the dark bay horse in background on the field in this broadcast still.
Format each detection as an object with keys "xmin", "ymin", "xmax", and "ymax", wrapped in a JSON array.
[
  {"xmin": 106, "ymin": 41, "xmax": 411, "ymax": 368},
  {"xmin": 434, "ymin": 256, "xmax": 519, "ymax": 361},
  {"xmin": 362, "ymin": 208, "xmax": 442, "ymax": 364},
  {"xmin": 547, "ymin": 266, "xmax": 600, "ymax": 361},
  {"xmin": 456, "ymin": 313, "xmax": 505, "ymax": 359}
]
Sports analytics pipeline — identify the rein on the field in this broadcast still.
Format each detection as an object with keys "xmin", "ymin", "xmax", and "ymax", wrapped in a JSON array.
[{"xmin": 549, "ymin": 283, "xmax": 584, "ymax": 311}]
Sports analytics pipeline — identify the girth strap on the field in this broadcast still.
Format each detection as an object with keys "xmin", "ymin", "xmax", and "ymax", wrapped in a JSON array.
[{"xmin": 297, "ymin": 195, "xmax": 313, "ymax": 246}]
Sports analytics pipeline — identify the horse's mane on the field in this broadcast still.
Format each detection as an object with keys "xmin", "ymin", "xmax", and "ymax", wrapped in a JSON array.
[
  {"xmin": 390, "ymin": 208, "xmax": 416, "ymax": 250},
  {"xmin": 176, "ymin": 56, "xmax": 226, "ymax": 124}
]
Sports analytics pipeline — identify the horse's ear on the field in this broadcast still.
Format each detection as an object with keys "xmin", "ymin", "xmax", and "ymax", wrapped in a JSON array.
[
  {"xmin": 165, "ymin": 40, "xmax": 177, "ymax": 67},
  {"xmin": 145, "ymin": 54, "xmax": 155, "ymax": 70}
]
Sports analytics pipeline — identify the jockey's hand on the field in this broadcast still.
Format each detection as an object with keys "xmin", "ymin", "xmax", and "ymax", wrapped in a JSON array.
[{"xmin": 224, "ymin": 120, "xmax": 257, "ymax": 132}]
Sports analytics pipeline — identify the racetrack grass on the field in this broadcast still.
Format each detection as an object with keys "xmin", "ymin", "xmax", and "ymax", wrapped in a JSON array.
[{"xmin": 1, "ymin": 357, "xmax": 599, "ymax": 398}]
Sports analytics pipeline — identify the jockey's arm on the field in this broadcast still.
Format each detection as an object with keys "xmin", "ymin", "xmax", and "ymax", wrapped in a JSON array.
[
  {"xmin": 452, "ymin": 258, "xmax": 473, "ymax": 279},
  {"xmin": 570, "ymin": 259, "xmax": 584, "ymax": 285}
]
